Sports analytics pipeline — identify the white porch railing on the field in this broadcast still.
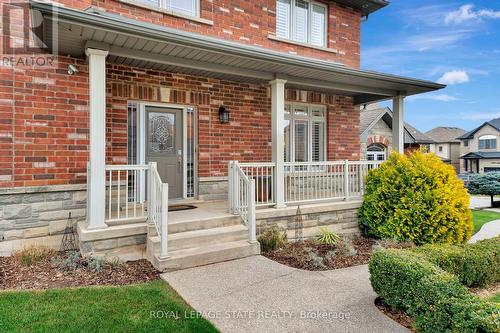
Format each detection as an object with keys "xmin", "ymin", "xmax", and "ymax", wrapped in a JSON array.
[
  {"xmin": 284, "ymin": 160, "xmax": 381, "ymax": 204},
  {"xmin": 105, "ymin": 164, "xmax": 149, "ymax": 222},
  {"xmin": 148, "ymin": 162, "xmax": 169, "ymax": 259},
  {"xmin": 228, "ymin": 161, "xmax": 257, "ymax": 242},
  {"xmin": 228, "ymin": 160, "xmax": 381, "ymax": 211}
]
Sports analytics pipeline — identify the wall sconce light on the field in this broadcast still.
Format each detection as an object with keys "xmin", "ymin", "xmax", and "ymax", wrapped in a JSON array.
[
  {"xmin": 67, "ymin": 64, "xmax": 78, "ymax": 75},
  {"xmin": 218, "ymin": 106, "xmax": 230, "ymax": 123}
]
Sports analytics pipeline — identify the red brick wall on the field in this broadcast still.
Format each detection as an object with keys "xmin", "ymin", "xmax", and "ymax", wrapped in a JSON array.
[
  {"xmin": 108, "ymin": 65, "xmax": 360, "ymax": 177},
  {"xmin": 0, "ymin": 56, "xmax": 360, "ymax": 187},
  {"xmin": 0, "ymin": 56, "xmax": 89, "ymax": 188},
  {"xmin": 107, "ymin": 64, "xmax": 272, "ymax": 177},
  {"xmin": 51, "ymin": 0, "xmax": 362, "ymax": 68}
]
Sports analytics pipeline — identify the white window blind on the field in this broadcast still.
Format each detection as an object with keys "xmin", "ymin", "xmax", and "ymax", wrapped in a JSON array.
[
  {"xmin": 312, "ymin": 122, "xmax": 325, "ymax": 161},
  {"xmin": 276, "ymin": 0, "xmax": 291, "ymax": 39},
  {"xmin": 284, "ymin": 103, "xmax": 326, "ymax": 163},
  {"xmin": 276, "ymin": 0, "xmax": 327, "ymax": 47},
  {"xmin": 294, "ymin": 0, "xmax": 309, "ymax": 43},
  {"xmin": 137, "ymin": 0, "xmax": 160, "ymax": 7},
  {"xmin": 135, "ymin": 0, "xmax": 199, "ymax": 17},
  {"xmin": 311, "ymin": 4, "xmax": 326, "ymax": 46},
  {"xmin": 168, "ymin": 0, "xmax": 198, "ymax": 16}
]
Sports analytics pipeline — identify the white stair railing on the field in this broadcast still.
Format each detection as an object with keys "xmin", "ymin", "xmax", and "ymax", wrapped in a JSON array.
[
  {"xmin": 239, "ymin": 162, "xmax": 276, "ymax": 206},
  {"xmin": 228, "ymin": 161, "xmax": 256, "ymax": 243},
  {"xmin": 148, "ymin": 162, "xmax": 169, "ymax": 259}
]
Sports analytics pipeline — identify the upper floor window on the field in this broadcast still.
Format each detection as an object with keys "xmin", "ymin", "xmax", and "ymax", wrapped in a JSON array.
[
  {"xmin": 276, "ymin": 0, "xmax": 327, "ymax": 47},
  {"xmin": 463, "ymin": 140, "xmax": 469, "ymax": 147},
  {"xmin": 138, "ymin": 0, "xmax": 199, "ymax": 17},
  {"xmin": 438, "ymin": 146, "xmax": 443, "ymax": 152},
  {"xmin": 478, "ymin": 135, "xmax": 497, "ymax": 149}
]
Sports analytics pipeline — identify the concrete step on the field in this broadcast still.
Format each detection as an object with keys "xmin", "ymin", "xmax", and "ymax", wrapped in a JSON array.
[
  {"xmin": 147, "ymin": 215, "xmax": 242, "ymax": 236},
  {"xmin": 150, "ymin": 240, "xmax": 260, "ymax": 272},
  {"xmin": 147, "ymin": 224, "xmax": 248, "ymax": 252}
]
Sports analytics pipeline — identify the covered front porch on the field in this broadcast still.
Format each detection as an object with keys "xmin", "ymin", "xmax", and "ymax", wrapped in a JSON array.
[{"xmin": 34, "ymin": 3, "xmax": 444, "ymax": 269}]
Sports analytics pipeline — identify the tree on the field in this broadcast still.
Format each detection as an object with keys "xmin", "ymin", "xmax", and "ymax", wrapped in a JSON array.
[{"xmin": 467, "ymin": 172, "xmax": 500, "ymax": 208}]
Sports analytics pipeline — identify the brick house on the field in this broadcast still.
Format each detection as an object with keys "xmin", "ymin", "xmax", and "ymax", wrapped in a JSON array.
[
  {"xmin": 0, "ymin": 0, "xmax": 444, "ymax": 270},
  {"xmin": 359, "ymin": 106, "xmax": 434, "ymax": 161}
]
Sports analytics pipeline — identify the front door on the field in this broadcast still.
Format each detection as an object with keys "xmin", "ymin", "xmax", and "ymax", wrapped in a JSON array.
[{"xmin": 146, "ymin": 107, "xmax": 183, "ymax": 199}]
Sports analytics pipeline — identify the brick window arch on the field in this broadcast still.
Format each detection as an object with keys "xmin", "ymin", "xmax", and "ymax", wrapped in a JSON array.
[{"xmin": 367, "ymin": 135, "xmax": 390, "ymax": 147}]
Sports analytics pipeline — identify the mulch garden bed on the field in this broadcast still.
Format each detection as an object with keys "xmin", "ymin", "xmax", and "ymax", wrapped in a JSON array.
[
  {"xmin": 374, "ymin": 297, "xmax": 415, "ymax": 332},
  {"xmin": 263, "ymin": 236, "xmax": 377, "ymax": 270},
  {"xmin": 0, "ymin": 251, "xmax": 160, "ymax": 290}
]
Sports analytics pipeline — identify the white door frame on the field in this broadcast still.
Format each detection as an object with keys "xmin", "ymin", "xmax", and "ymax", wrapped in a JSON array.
[{"xmin": 135, "ymin": 101, "xmax": 197, "ymax": 200}]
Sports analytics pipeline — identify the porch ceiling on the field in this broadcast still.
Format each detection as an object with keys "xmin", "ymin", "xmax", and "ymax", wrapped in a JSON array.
[{"xmin": 33, "ymin": 1, "xmax": 444, "ymax": 104}]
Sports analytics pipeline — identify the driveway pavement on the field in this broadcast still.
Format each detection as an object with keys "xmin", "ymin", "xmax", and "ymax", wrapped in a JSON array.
[
  {"xmin": 470, "ymin": 196, "xmax": 494, "ymax": 209},
  {"xmin": 162, "ymin": 256, "xmax": 409, "ymax": 333}
]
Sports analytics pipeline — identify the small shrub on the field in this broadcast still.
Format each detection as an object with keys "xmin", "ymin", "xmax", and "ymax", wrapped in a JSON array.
[
  {"xmin": 307, "ymin": 251, "xmax": 325, "ymax": 269},
  {"xmin": 14, "ymin": 246, "xmax": 55, "ymax": 266},
  {"xmin": 86, "ymin": 256, "xmax": 104, "ymax": 273},
  {"xmin": 412, "ymin": 236, "xmax": 500, "ymax": 287},
  {"xmin": 359, "ymin": 150, "xmax": 473, "ymax": 245},
  {"xmin": 108, "ymin": 257, "xmax": 122, "ymax": 270},
  {"xmin": 316, "ymin": 227, "xmax": 340, "ymax": 244},
  {"xmin": 257, "ymin": 225, "xmax": 287, "ymax": 252},
  {"xmin": 369, "ymin": 249, "xmax": 500, "ymax": 333},
  {"xmin": 325, "ymin": 250, "xmax": 336, "ymax": 261},
  {"xmin": 51, "ymin": 250, "xmax": 81, "ymax": 270}
]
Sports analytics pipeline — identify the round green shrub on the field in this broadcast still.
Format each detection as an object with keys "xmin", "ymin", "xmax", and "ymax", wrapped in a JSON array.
[{"xmin": 359, "ymin": 150, "xmax": 472, "ymax": 245}]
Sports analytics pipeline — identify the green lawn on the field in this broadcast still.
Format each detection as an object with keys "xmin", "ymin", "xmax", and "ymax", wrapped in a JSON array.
[
  {"xmin": 471, "ymin": 210, "xmax": 500, "ymax": 234},
  {"xmin": 487, "ymin": 293, "xmax": 500, "ymax": 304},
  {"xmin": 0, "ymin": 280, "xmax": 218, "ymax": 333}
]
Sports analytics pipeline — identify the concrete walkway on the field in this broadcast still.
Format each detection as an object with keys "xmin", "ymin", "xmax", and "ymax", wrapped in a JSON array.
[
  {"xmin": 162, "ymin": 256, "xmax": 409, "ymax": 333},
  {"xmin": 469, "ymin": 220, "xmax": 500, "ymax": 243}
]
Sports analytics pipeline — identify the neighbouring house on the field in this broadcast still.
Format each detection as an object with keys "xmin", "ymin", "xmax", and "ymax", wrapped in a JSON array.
[
  {"xmin": 425, "ymin": 127, "xmax": 466, "ymax": 173},
  {"xmin": 360, "ymin": 106, "xmax": 434, "ymax": 161},
  {"xmin": 457, "ymin": 118, "xmax": 500, "ymax": 173},
  {"xmin": 0, "ymin": 0, "xmax": 444, "ymax": 271}
]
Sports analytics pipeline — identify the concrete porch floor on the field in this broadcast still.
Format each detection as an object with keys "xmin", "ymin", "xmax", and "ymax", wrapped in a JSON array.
[{"xmin": 168, "ymin": 200, "xmax": 232, "ymax": 223}]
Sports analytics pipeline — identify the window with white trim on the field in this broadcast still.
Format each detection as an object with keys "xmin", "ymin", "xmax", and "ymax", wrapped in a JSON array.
[
  {"xmin": 276, "ymin": 0, "xmax": 327, "ymax": 47},
  {"xmin": 367, "ymin": 143, "xmax": 386, "ymax": 161},
  {"xmin": 478, "ymin": 135, "xmax": 497, "ymax": 149},
  {"xmin": 136, "ymin": 0, "xmax": 199, "ymax": 17},
  {"xmin": 284, "ymin": 103, "xmax": 326, "ymax": 162}
]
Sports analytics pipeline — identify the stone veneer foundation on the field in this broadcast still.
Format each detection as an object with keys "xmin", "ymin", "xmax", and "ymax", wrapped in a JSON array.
[
  {"xmin": 256, "ymin": 200, "xmax": 362, "ymax": 240},
  {"xmin": 0, "ymin": 185, "xmax": 86, "ymax": 255},
  {"xmin": 0, "ymin": 184, "xmax": 361, "ymax": 257}
]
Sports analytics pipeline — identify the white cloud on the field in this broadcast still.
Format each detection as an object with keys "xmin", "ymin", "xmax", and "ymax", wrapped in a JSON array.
[
  {"xmin": 407, "ymin": 94, "xmax": 458, "ymax": 102},
  {"xmin": 445, "ymin": 4, "xmax": 500, "ymax": 24},
  {"xmin": 458, "ymin": 112, "xmax": 500, "ymax": 121},
  {"xmin": 437, "ymin": 70, "xmax": 470, "ymax": 85}
]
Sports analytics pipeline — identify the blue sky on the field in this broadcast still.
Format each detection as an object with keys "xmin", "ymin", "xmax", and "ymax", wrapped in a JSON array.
[{"xmin": 361, "ymin": 0, "xmax": 500, "ymax": 132}]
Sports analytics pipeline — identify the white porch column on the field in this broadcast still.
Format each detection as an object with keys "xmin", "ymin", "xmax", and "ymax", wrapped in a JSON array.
[
  {"xmin": 392, "ymin": 95, "xmax": 405, "ymax": 154},
  {"xmin": 270, "ymin": 78, "xmax": 287, "ymax": 208},
  {"xmin": 86, "ymin": 48, "xmax": 108, "ymax": 229}
]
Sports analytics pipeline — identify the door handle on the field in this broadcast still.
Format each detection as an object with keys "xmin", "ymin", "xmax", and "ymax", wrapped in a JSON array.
[{"xmin": 177, "ymin": 156, "xmax": 182, "ymax": 172}]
